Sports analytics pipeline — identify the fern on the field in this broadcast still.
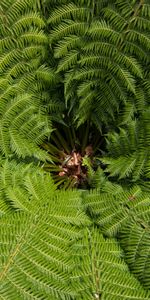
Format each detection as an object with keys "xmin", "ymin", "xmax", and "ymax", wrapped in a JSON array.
[
  {"xmin": 120, "ymin": 219, "xmax": 150, "ymax": 290},
  {"xmin": 74, "ymin": 226, "xmax": 150, "ymax": 299},
  {"xmin": 83, "ymin": 186, "xmax": 150, "ymax": 291},
  {"xmin": 48, "ymin": 0, "xmax": 150, "ymax": 127},
  {"xmin": 0, "ymin": 171, "xmax": 90, "ymax": 299},
  {"xmin": 101, "ymin": 110, "xmax": 150, "ymax": 182},
  {"xmin": 1, "ymin": 168, "xmax": 150, "ymax": 299},
  {"xmin": 0, "ymin": 158, "xmax": 43, "ymax": 215},
  {"xmin": 0, "ymin": 0, "xmax": 60, "ymax": 160},
  {"xmin": 1, "ymin": 0, "xmax": 150, "ymax": 298},
  {"xmin": 0, "ymin": 93, "xmax": 52, "ymax": 159}
]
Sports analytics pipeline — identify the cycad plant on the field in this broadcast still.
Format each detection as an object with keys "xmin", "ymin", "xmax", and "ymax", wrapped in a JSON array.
[{"xmin": 0, "ymin": 0, "xmax": 150, "ymax": 299}]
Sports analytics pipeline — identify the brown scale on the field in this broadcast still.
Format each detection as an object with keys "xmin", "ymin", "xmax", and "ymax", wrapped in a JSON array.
[{"xmin": 58, "ymin": 145, "xmax": 93, "ymax": 184}]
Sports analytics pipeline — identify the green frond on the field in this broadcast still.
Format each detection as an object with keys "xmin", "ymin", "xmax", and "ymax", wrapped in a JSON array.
[
  {"xmin": 35, "ymin": 65, "xmax": 58, "ymax": 84},
  {"xmin": 119, "ymin": 102, "xmax": 135, "ymax": 125},
  {"xmin": 48, "ymin": 2, "xmax": 90, "ymax": 25},
  {"xmin": 49, "ymin": 0, "xmax": 149, "ymax": 124},
  {"xmin": 83, "ymin": 186, "xmax": 150, "ymax": 237},
  {"xmin": 102, "ymin": 111, "xmax": 150, "ymax": 181},
  {"xmin": 88, "ymin": 20, "xmax": 121, "ymax": 43},
  {"xmin": 19, "ymin": 29, "xmax": 48, "ymax": 46},
  {"xmin": 1, "ymin": 170, "xmax": 150, "ymax": 298},
  {"xmin": 0, "ymin": 93, "xmax": 52, "ymax": 158},
  {"xmin": 114, "ymin": 67, "xmax": 136, "ymax": 93},
  {"xmin": 57, "ymin": 50, "xmax": 78, "ymax": 73},
  {"xmin": 1, "ymin": 0, "xmax": 150, "ymax": 297},
  {"xmin": 23, "ymin": 45, "xmax": 45, "ymax": 59},
  {"xmin": 5, "ymin": 62, "xmax": 29, "ymax": 81},
  {"xmin": 120, "ymin": 219, "xmax": 150, "ymax": 290},
  {"xmin": 6, "ymin": 0, "xmax": 36, "ymax": 22},
  {"xmin": 54, "ymin": 35, "xmax": 82, "ymax": 58},
  {"xmin": 11, "ymin": 13, "xmax": 45, "ymax": 36},
  {"xmin": 0, "ymin": 50, "xmax": 22, "ymax": 74},
  {"xmin": 102, "ymin": 155, "xmax": 136, "ymax": 179},
  {"xmin": 132, "ymin": 16, "xmax": 150, "ymax": 31},
  {"xmin": 74, "ymin": 226, "xmax": 150, "ymax": 299},
  {"xmin": 124, "ymin": 40, "xmax": 149, "ymax": 62},
  {"xmin": 0, "ymin": 158, "xmax": 41, "ymax": 215},
  {"xmin": 0, "ymin": 0, "xmax": 59, "ymax": 161},
  {"xmin": 0, "ymin": 37, "xmax": 15, "ymax": 53},
  {"xmin": 49, "ymin": 20, "xmax": 88, "ymax": 43},
  {"xmin": 0, "ymin": 172, "xmax": 91, "ymax": 299},
  {"xmin": 102, "ymin": 6, "xmax": 127, "ymax": 30},
  {"xmin": 82, "ymin": 186, "xmax": 150, "ymax": 292},
  {"xmin": 126, "ymin": 30, "xmax": 150, "ymax": 52},
  {"xmin": 142, "ymin": 3, "xmax": 150, "ymax": 18}
]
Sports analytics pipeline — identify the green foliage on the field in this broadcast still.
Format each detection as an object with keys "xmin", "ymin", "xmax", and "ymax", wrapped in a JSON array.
[
  {"xmin": 101, "ymin": 110, "xmax": 150, "ymax": 185},
  {"xmin": 0, "ymin": 158, "xmax": 43, "ymax": 215},
  {"xmin": 0, "ymin": 0, "xmax": 62, "ymax": 159},
  {"xmin": 1, "ymin": 168, "xmax": 150, "ymax": 299},
  {"xmin": 83, "ymin": 186, "xmax": 150, "ymax": 291},
  {"xmin": 0, "ymin": 92, "xmax": 52, "ymax": 158},
  {"xmin": 75, "ymin": 226, "xmax": 150, "ymax": 299},
  {"xmin": 0, "ymin": 0, "xmax": 150, "ymax": 299},
  {"xmin": 48, "ymin": 0, "xmax": 150, "ymax": 127},
  {"xmin": 0, "ymin": 171, "xmax": 89, "ymax": 299}
]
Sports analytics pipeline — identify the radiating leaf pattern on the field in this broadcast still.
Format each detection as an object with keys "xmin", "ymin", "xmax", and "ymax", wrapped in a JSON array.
[{"xmin": 0, "ymin": 0, "xmax": 150, "ymax": 299}]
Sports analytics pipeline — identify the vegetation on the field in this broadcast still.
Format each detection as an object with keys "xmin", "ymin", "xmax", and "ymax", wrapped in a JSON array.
[{"xmin": 0, "ymin": 0, "xmax": 150, "ymax": 299}]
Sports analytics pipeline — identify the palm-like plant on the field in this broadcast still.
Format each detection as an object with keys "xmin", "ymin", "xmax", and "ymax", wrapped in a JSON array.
[{"xmin": 0, "ymin": 0, "xmax": 150, "ymax": 299}]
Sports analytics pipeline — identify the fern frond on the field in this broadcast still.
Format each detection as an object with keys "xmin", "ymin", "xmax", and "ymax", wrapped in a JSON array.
[
  {"xmin": 57, "ymin": 50, "xmax": 78, "ymax": 73},
  {"xmin": 88, "ymin": 20, "xmax": 121, "ymax": 43},
  {"xmin": 54, "ymin": 35, "xmax": 82, "ymax": 58},
  {"xmin": 1, "ymin": 1, "xmax": 150, "ymax": 297},
  {"xmin": 49, "ymin": 20, "xmax": 88, "ymax": 43},
  {"xmin": 48, "ymin": 2, "xmax": 90, "ymax": 25},
  {"xmin": 120, "ymin": 219, "xmax": 150, "ymax": 290},
  {"xmin": 19, "ymin": 29, "xmax": 48, "ymax": 46},
  {"xmin": 1, "ymin": 171, "xmax": 150, "ymax": 298},
  {"xmin": 102, "ymin": 155, "xmax": 136, "ymax": 179},
  {"xmin": 0, "ymin": 172, "xmax": 91, "ymax": 299},
  {"xmin": 11, "ymin": 13, "xmax": 45, "ymax": 36},
  {"xmin": 6, "ymin": 0, "xmax": 36, "ymax": 22},
  {"xmin": 82, "ymin": 187, "xmax": 150, "ymax": 292},
  {"xmin": 83, "ymin": 186, "xmax": 150, "ymax": 237},
  {"xmin": 48, "ymin": 0, "xmax": 149, "ymax": 125},
  {"xmin": 102, "ymin": 111, "xmax": 150, "ymax": 181},
  {"xmin": 0, "ymin": 93, "xmax": 51, "ymax": 159},
  {"xmin": 74, "ymin": 226, "xmax": 150, "ymax": 299},
  {"xmin": 0, "ymin": 158, "xmax": 40, "ymax": 215},
  {"xmin": 0, "ymin": 0, "xmax": 61, "ymax": 161}
]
